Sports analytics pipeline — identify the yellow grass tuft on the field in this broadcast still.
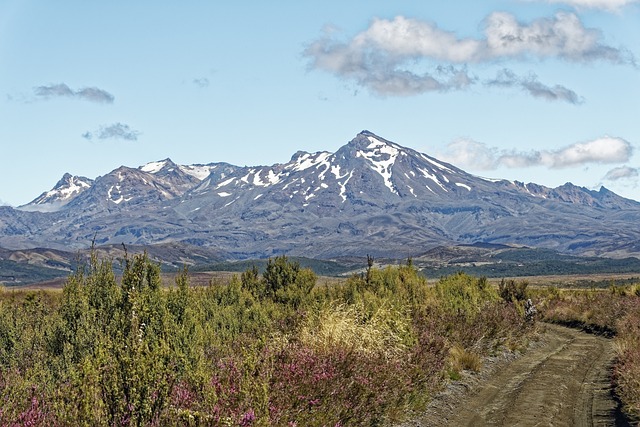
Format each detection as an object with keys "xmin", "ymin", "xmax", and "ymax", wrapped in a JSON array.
[
  {"xmin": 448, "ymin": 345, "xmax": 483, "ymax": 375},
  {"xmin": 299, "ymin": 303, "xmax": 410, "ymax": 359}
]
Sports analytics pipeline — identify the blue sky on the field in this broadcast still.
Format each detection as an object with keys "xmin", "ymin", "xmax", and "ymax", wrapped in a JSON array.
[{"xmin": 1, "ymin": 0, "xmax": 638, "ymax": 206}]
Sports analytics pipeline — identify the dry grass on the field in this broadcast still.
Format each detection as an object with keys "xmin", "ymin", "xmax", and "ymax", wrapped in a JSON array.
[
  {"xmin": 299, "ymin": 303, "xmax": 410, "ymax": 359},
  {"xmin": 448, "ymin": 345, "xmax": 483, "ymax": 375}
]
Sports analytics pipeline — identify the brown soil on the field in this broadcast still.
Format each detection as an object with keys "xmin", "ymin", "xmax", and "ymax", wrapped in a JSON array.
[{"xmin": 401, "ymin": 324, "xmax": 632, "ymax": 426}]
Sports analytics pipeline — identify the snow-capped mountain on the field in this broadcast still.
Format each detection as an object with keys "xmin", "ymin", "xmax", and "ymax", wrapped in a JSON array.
[
  {"xmin": 18, "ymin": 158, "xmax": 235, "ymax": 213},
  {"xmin": 177, "ymin": 131, "xmax": 489, "ymax": 219},
  {"xmin": 19, "ymin": 173, "xmax": 94, "ymax": 212},
  {"xmin": 2, "ymin": 131, "xmax": 640, "ymax": 259}
]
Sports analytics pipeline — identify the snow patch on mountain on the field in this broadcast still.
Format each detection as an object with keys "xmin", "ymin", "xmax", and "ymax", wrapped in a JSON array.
[
  {"xmin": 19, "ymin": 174, "xmax": 94, "ymax": 212},
  {"xmin": 180, "ymin": 164, "xmax": 216, "ymax": 180},
  {"xmin": 417, "ymin": 167, "xmax": 447, "ymax": 192},
  {"xmin": 140, "ymin": 160, "xmax": 168, "ymax": 174},
  {"xmin": 54, "ymin": 178, "xmax": 90, "ymax": 199},
  {"xmin": 421, "ymin": 154, "xmax": 454, "ymax": 173},
  {"xmin": 357, "ymin": 136, "xmax": 400, "ymax": 194},
  {"xmin": 289, "ymin": 152, "xmax": 332, "ymax": 173},
  {"xmin": 339, "ymin": 171, "xmax": 354, "ymax": 202}
]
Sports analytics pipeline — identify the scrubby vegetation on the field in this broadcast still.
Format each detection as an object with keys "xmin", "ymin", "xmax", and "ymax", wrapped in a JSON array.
[
  {"xmin": 537, "ymin": 284, "xmax": 640, "ymax": 420},
  {"xmin": 0, "ymin": 253, "xmax": 535, "ymax": 426}
]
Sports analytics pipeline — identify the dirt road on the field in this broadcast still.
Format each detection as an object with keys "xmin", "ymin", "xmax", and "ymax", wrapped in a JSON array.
[{"xmin": 404, "ymin": 324, "xmax": 630, "ymax": 426}]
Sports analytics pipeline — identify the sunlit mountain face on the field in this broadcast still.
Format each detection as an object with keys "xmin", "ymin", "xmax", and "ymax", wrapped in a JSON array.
[{"xmin": 2, "ymin": 131, "xmax": 639, "ymax": 260}]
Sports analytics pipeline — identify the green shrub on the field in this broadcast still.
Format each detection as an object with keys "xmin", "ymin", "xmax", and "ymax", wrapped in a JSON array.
[
  {"xmin": 498, "ymin": 278, "xmax": 529, "ymax": 303},
  {"xmin": 435, "ymin": 272, "xmax": 499, "ymax": 314},
  {"xmin": 0, "ymin": 255, "xmax": 537, "ymax": 425}
]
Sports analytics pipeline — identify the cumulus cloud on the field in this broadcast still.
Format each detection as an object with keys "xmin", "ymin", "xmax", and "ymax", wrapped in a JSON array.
[
  {"xmin": 442, "ymin": 136, "xmax": 633, "ymax": 170},
  {"xmin": 305, "ymin": 27, "xmax": 476, "ymax": 96},
  {"xmin": 541, "ymin": 0, "xmax": 639, "ymax": 11},
  {"xmin": 521, "ymin": 78, "xmax": 582, "ymax": 104},
  {"xmin": 304, "ymin": 12, "xmax": 632, "ymax": 96},
  {"xmin": 482, "ymin": 12, "xmax": 625, "ymax": 62},
  {"xmin": 441, "ymin": 139, "xmax": 501, "ymax": 170},
  {"xmin": 486, "ymin": 68, "xmax": 583, "ymax": 104},
  {"xmin": 34, "ymin": 83, "xmax": 114, "ymax": 103},
  {"xmin": 603, "ymin": 166, "xmax": 639, "ymax": 181},
  {"xmin": 34, "ymin": 83, "xmax": 74, "ymax": 98},
  {"xmin": 82, "ymin": 123, "xmax": 140, "ymax": 141},
  {"xmin": 545, "ymin": 137, "xmax": 633, "ymax": 167}
]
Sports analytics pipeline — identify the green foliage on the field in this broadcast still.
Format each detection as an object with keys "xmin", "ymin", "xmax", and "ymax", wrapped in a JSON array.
[
  {"xmin": 42, "ymin": 251, "xmax": 179, "ymax": 425},
  {"xmin": 499, "ymin": 278, "xmax": 529, "ymax": 303},
  {"xmin": 194, "ymin": 256, "xmax": 355, "ymax": 276},
  {"xmin": 242, "ymin": 256, "xmax": 316, "ymax": 308},
  {"xmin": 435, "ymin": 272, "xmax": 499, "ymax": 313},
  {"xmin": 0, "ymin": 253, "xmax": 536, "ymax": 426}
]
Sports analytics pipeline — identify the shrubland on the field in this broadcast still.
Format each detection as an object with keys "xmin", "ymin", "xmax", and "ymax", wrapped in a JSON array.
[{"xmin": 1, "ymin": 254, "xmax": 536, "ymax": 426}]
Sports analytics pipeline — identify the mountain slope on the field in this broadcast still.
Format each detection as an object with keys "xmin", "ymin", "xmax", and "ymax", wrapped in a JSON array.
[
  {"xmin": 19, "ymin": 173, "xmax": 94, "ymax": 212},
  {"xmin": 1, "ymin": 131, "xmax": 639, "ymax": 259}
]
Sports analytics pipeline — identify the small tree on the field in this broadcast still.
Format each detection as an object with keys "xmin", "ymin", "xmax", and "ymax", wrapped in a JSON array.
[
  {"xmin": 498, "ymin": 279, "xmax": 528, "ymax": 303},
  {"xmin": 240, "ymin": 265, "xmax": 262, "ymax": 298},
  {"xmin": 366, "ymin": 254, "xmax": 375, "ymax": 285},
  {"xmin": 243, "ymin": 256, "xmax": 316, "ymax": 308}
]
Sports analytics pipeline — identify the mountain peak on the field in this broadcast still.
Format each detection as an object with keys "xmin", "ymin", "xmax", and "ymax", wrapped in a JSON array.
[
  {"xmin": 139, "ymin": 158, "xmax": 177, "ymax": 174},
  {"xmin": 353, "ymin": 130, "xmax": 389, "ymax": 142},
  {"xmin": 358, "ymin": 129, "xmax": 376, "ymax": 137},
  {"xmin": 346, "ymin": 130, "xmax": 400, "ymax": 153},
  {"xmin": 19, "ymin": 173, "xmax": 94, "ymax": 211},
  {"xmin": 57, "ymin": 172, "xmax": 73, "ymax": 183}
]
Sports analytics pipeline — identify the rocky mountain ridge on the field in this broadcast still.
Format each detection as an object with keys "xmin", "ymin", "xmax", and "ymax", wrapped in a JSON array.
[{"xmin": 2, "ymin": 131, "xmax": 639, "ymax": 260}]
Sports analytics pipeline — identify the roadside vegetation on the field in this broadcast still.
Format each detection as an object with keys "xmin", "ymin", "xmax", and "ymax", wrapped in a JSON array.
[
  {"xmin": 4, "ymin": 250, "xmax": 639, "ymax": 425},
  {"xmin": 536, "ymin": 284, "xmax": 640, "ymax": 420},
  {"xmin": 0, "ymin": 252, "xmax": 535, "ymax": 426}
]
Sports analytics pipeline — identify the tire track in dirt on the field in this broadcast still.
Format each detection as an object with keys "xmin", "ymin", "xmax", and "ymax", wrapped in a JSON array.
[{"xmin": 403, "ymin": 324, "xmax": 630, "ymax": 426}]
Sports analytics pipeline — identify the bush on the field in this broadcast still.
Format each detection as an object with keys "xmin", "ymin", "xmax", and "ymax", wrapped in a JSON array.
[
  {"xmin": 243, "ymin": 256, "xmax": 316, "ymax": 308},
  {"xmin": 435, "ymin": 273, "xmax": 499, "ymax": 314},
  {"xmin": 0, "ymin": 256, "xmax": 536, "ymax": 425},
  {"xmin": 499, "ymin": 279, "xmax": 529, "ymax": 303}
]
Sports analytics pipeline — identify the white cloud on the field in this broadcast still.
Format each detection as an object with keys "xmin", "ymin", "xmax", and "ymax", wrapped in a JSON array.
[
  {"xmin": 440, "ymin": 138, "xmax": 500, "ymax": 170},
  {"xmin": 520, "ymin": 78, "xmax": 582, "ymax": 104},
  {"xmin": 34, "ymin": 83, "xmax": 114, "ymax": 103},
  {"xmin": 483, "ymin": 12, "xmax": 622, "ymax": 62},
  {"xmin": 542, "ymin": 0, "xmax": 639, "ymax": 11},
  {"xmin": 442, "ymin": 136, "xmax": 633, "ymax": 170},
  {"xmin": 353, "ymin": 16, "xmax": 486, "ymax": 63},
  {"xmin": 544, "ymin": 137, "xmax": 632, "ymax": 167},
  {"xmin": 603, "ymin": 166, "xmax": 639, "ymax": 181},
  {"xmin": 304, "ymin": 29, "xmax": 476, "ymax": 96},
  {"xmin": 486, "ymin": 68, "xmax": 583, "ymax": 104},
  {"xmin": 82, "ymin": 123, "xmax": 140, "ymax": 141},
  {"xmin": 304, "ymin": 12, "xmax": 631, "ymax": 96}
]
